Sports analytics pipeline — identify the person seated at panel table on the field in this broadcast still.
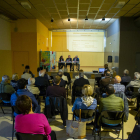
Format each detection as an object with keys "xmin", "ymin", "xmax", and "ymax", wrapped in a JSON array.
[
  {"xmin": 73, "ymin": 55, "xmax": 80, "ymax": 71},
  {"xmin": 66, "ymin": 55, "xmax": 72, "ymax": 71},
  {"xmin": 59, "ymin": 56, "xmax": 65, "ymax": 69}
]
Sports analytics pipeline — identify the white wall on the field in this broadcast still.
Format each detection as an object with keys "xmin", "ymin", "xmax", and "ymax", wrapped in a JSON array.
[{"xmin": 0, "ymin": 18, "xmax": 11, "ymax": 50}]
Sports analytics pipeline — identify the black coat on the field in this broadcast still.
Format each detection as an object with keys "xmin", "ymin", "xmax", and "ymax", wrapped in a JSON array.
[{"xmin": 44, "ymin": 96, "xmax": 68, "ymax": 125}]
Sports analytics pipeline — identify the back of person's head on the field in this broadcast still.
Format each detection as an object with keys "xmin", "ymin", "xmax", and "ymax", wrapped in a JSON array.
[
  {"xmin": 79, "ymin": 69, "xmax": 84, "ymax": 73},
  {"xmin": 16, "ymin": 95, "xmax": 32, "ymax": 115},
  {"xmin": 58, "ymin": 72, "xmax": 63, "ymax": 78},
  {"xmin": 37, "ymin": 67, "xmax": 40, "ymax": 72},
  {"xmin": 2, "ymin": 75, "xmax": 9, "ymax": 82},
  {"xmin": 54, "ymin": 75, "xmax": 61, "ymax": 84},
  {"xmin": 134, "ymin": 72, "xmax": 140, "ymax": 79},
  {"xmin": 17, "ymin": 78, "xmax": 27, "ymax": 89},
  {"xmin": 106, "ymin": 85, "xmax": 114, "ymax": 95},
  {"xmin": 79, "ymin": 72, "xmax": 84, "ymax": 78},
  {"xmin": 59, "ymin": 69, "xmax": 63, "ymax": 73},
  {"xmin": 39, "ymin": 69, "xmax": 46, "ymax": 77},
  {"xmin": 124, "ymin": 69, "xmax": 129, "ymax": 75},
  {"xmin": 25, "ymin": 65, "xmax": 30, "ymax": 69},
  {"xmin": 115, "ymin": 75, "xmax": 121, "ymax": 83},
  {"xmin": 105, "ymin": 71, "xmax": 111, "ymax": 77},
  {"xmin": 12, "ymin": 73, "xmax": 19, "ymax": 81},
  {"xmin": 28, "ymin": 77, "xmax": 35, "ymax": 85},
  {"xmin": 104, "ymin": 64, "xmax": 108, "ymax": 69},
  {"xmin": 82, "ymin": 85, "xmax": 93, "ymax": 96}
]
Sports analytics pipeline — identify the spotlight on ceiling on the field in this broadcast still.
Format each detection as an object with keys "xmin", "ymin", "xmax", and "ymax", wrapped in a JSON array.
[
  {"xmin": 85, "ymin": 16, "xmax": 88, "ymax": 20},
  {"xmin": 51, "ymin": 19, "xmax": 53, "ymax": 22},
  {"xmin": 68, "ymin": 18, "xmax": 70, "ymax": 21},
  {"xmin": 102, "ymin": 17, "xmax": 105, "ymax": 21}
]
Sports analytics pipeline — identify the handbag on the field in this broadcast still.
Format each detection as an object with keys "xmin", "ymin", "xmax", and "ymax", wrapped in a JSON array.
[{"xmin": 66, "ymin": 109, "xmax": 86, "ymax": 139}]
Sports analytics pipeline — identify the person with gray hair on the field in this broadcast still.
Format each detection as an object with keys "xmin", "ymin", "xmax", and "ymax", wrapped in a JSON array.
[
  {"xmin": 0, "ymin": 75, "xmax": 15, "ymax": 102},
  {"xmin": 27, "ymin": 78, "xmax": 40, "ymax": 95},
  {"xmin": 126, "ymin": 72, "xmax": 140, "ymax": 89},
  {"xmin": 72, "ymin": 71, "xmax": 90, "ymax": 103},
  {"xmin": 121, "ymin": 69, "xmax": 131, "ymax": 83},
  {"xmin": 73, "ymin": 55, "xmax": 80, "ymax": 71},
  {"xmin": 59, "ymin": 69, "xmax": 68, "ymax": 82}
]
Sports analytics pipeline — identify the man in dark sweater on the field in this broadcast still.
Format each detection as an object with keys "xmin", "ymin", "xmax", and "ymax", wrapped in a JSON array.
[{"xmin": 46, "ymin": 75, "xmax": 66, "ymax": 99}]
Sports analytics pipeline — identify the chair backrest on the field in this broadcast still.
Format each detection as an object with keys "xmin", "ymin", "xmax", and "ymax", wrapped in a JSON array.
[
  {"xmin": 101, "ymin": 111, "xmax": 124, "ymax": 121},
  {"xmin": 74, "ymin": 109, "xmax": 96, "ymax": 119},
  {"xmin": 16, "ymin": 132, "xmax": 48, "ymax": 140},
  {"xmin": 0, "ymin": 93, "xmax": 11, "ymax": 101},
  {"xmin": 121, "ymin": 82, "xmax": 129, "ymax": 87}
]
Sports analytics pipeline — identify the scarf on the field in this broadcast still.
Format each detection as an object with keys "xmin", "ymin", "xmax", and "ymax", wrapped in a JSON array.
[{"xmin": 81, "ymin": 96, "xmax": 94, "ymax": 107}]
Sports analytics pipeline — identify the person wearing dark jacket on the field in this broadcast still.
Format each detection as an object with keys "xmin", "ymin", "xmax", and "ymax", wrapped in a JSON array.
[
  {"xmin": 121, "ymin": 69, "xmax": 131, "ymax": 83},
  {"xmin": 57, "ymin": 72, "xmax": 66, "ymax": 87},
  {"xmin": 72, "ymin": 72, "xmax": 90, "ymax": 103},
  {"xmin": 59, "ymin": 56, "xmax": 65, "ymax": 69},
  {"xmin": 46, "ymin": 75, "xmax": 66, "ymax": 99},
  {"xmin": 66, "ymin": 55, "xmax": 72, "ymax": 71}
]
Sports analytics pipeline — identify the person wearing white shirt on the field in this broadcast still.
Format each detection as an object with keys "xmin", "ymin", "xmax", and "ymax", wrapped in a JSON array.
[{"xmin": 21, "ymin": 69, "xmax": 32, "ymax": 80}]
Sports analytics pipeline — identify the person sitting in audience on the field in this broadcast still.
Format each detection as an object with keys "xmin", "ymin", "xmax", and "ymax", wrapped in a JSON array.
[
  {"xmin": 113, "ymin": 75, "xmax": 125, "ymax": 93},
  {"xmin": 72, "ymin": 85, "xmax": 97, "ymax": 123},
  {"xmin": 121, "ymin": 69, "xmax": 131, "ymax": 83},
  {"xmin": 57, "ymin": 72, "xmax": 67, "ymax": 87},
  {"xmin": 46, "ymin": 75, "xmax": 66, "ymax": 99},
  {"xmin": 10, "ymin": 73, "xmax": 19, "ymax": 91},
  {"xmin": 75, "ymin": 69, "xmax": 88, "ymax": 79},
  {"xmin": 27, "ymin": 78, "xmax": 40, "ymax": 95},
  {"xmin": 72, "ymin": 72, "xmax": 90, "ymax": 103},
  {"xmin": 21, "ymin": 69, "xmax": 32, "ymax": 80},
  {"xmin": 126, "ymin": 72, "xmax": 140, "ymax": 89},
  {"xmin": 0, "ymin": 75, "xmax": 15, "ymax": 94},
  {"xmin": 59, "ymin": 69, "xmax": 68, "ymax": 82},
  {"xmin": 99, "ymin": 71, "xmax": 114, "ymax": 94},
  {"xmin": 23, "ymin": 65, "xmax": 34, "ymax": 77},
  {"xmin": 35, "ymin": 70, "xmax": 50, "ymax": 87},
  {"xmin": 11, "ymin": 78, "xmax": 40, "ymax": 116},
  {"xmin": 99, "ymin": 85, "xmax": 124, "ymax": 125},
  {"xmin": 15, "ymin": 95, "xmax": 57, "ymax": 140}
]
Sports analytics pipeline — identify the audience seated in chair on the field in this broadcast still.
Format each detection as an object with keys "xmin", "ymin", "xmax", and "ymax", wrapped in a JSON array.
[
  {"xmin": 15, "ymin": 95, "xmax": 57, "ymax": 140},
  {"xmin": 59, "ymin": 69, "xmax": 68, "ymax": 83},
  {"xmin": 57, "ymin": 72, "xmax": 67, "ymax": 87},
  {"xmin": 75, "ymin": 69, "xmax": 88, "ymax": 79},
  {"xmin": 21, "ymin": 69, "xmax": 32, "ymax": 80},
  {"xmin": 63, "ymin": 68, "xmax": 71, "ymax": 83},
  {"xmin": 27, "ymin": 78, "xmax": 40, "ymax": 95},
  {"xmin": 0, "ymin": 75, "xmax": 15, "ymax": 95},
  {"xmin": 126, "ymin": 72, "xmax": 140, "ymax": 89},
  {"xmin": 35, "ymin": 69, "xmax": 50, "ymax": 88},
  {"xmin": 46, "ymin": 75, "xmax": 66, "ymax": 99},
  {"xmin": 99, "ymin": 85, "xmax": 124, "ymax": 125},
  {"xmin": 113, "ymin": 75, "xmax": 125, "ymax": 93},
  {"xmin": 10, "ymin": 73, "xmax": 19, "ymax": 91},
  {"xmin": 23, "ymin": 65, "xmax": 34, "ymax": 78},
  {"xmin": 72, "ymin": 72, "xmax": 90, "ymax": 103},
  {"xmin": 72, "ymin": 85, "xmax": 97, "ymax": 123},
  {"xmin": 11, "ymin": 78, "xmax": 40, "ymax": 116},
  {"xmin": 121, "ymin": 69, "xmax": 131, "ymax": 83}
]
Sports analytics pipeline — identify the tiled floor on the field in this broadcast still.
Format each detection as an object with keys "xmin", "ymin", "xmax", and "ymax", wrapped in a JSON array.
[{"xmin": 0, "ymin": 79, "xmax": 137, "ymax": 140}]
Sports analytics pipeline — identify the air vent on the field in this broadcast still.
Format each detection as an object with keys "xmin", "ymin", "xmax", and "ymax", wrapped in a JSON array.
[
  {"xmin": 115, "ymin": 1, "xmax": 125, "ymax": 8},
  {"xmin": 21, "ymin": 2, "xmax": 31, "ymax": 9}
]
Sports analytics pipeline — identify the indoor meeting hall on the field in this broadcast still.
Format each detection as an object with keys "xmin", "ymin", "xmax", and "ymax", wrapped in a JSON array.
[{"xmin": 0, "ymin": 0, "xmax": 140, "ymax": 140}]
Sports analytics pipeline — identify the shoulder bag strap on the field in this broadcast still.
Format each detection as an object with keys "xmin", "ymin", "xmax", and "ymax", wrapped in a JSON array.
[{"xmin": 79, "ymin": 109, "xmax": 81, "ymax": 122}]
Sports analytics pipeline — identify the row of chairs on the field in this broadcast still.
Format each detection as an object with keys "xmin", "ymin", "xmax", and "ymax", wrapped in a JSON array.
[{"xmin": 73, "ymin": 109, "xmax": 124, "ymax": 140}]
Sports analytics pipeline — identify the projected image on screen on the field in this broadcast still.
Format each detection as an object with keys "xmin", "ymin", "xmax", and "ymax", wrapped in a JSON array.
[{"xmin": 66, "ymin": 32, "xmax": 104, "ymax": 52}]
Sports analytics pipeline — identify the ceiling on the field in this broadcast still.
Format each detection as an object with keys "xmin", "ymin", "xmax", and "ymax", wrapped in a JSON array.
[{"xmin": 0, "ymin": 0, "xmax": 140, "ymax": 30}]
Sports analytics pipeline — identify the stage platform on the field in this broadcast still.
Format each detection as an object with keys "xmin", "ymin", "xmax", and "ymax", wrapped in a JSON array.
[{"xmin": 47, "ymin": 69, "xmax": 102, "ymax": 79}]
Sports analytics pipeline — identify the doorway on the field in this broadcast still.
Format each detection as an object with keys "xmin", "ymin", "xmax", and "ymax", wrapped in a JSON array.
[{"xmin": 13, "ymin": 51, "xmax": 29, "ymax": 77}]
